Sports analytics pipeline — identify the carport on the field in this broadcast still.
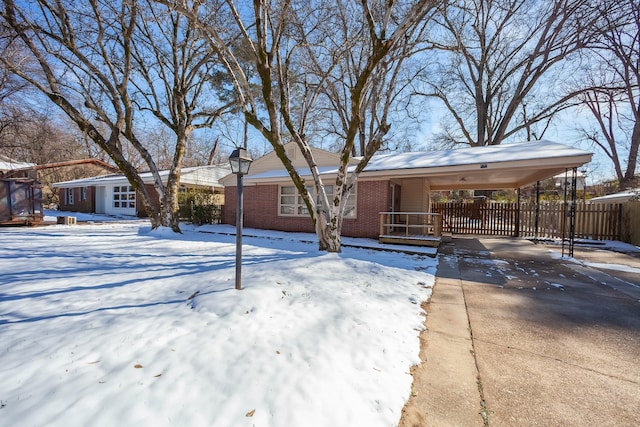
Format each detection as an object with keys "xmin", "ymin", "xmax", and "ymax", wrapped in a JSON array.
[
  {"xmin": 365, "ymin": 140, "xmax": 592, "ymax": 253},
  {"xmin": 364, "ymin": 140, "xmax": 591, "ymax": 191}
]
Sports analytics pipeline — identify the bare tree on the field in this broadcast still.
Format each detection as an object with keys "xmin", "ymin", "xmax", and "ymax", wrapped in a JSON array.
[
  {"xmin": 1, "ymin": 0, "xmax": 164, "ymax": 226},
  {"xmin": 130, "ymin": 0, "xmax": 235, "ymax": 227},
  {"xmin": 577, "ymin": 0, "xmax": 639, "ymax": 190},
  {"xmin": 0, "ymin": 25, "xmax": 32, "ymax": 154},
  {"xmin": 173, "ymin": 0, "xmax": 436, "ymax": 252},
  {"xmin": 290, "ymin": 2, "xmax": 431, "ymax": 156},
  {"xmin": 0, "ymin": 34, "xmax": 103, "ymax": 169},
  {"xmin": 415, "ymin": 0, "xmax": 604, "ymax": 147},
  {"xmin": 0, "ymin": 0, "xmax": 231, "ymax": 230}
]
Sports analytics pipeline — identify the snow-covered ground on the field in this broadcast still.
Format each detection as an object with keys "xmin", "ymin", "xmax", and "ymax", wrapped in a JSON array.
[{"xmin": 0, "ymin": 217, "xmax": 436, "ymax": 427}]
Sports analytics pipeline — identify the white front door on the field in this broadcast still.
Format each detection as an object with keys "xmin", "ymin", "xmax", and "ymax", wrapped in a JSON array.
[{"xmin": 95, "ymin": 186, "xmax": 106, "ymax": 214}]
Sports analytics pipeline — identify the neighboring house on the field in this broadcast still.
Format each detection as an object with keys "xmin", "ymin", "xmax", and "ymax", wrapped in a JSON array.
[
  {"xmin": 1, "ymin": 155, "xmax": 43, "ymax": 225},
  {"xmin": 221, "ymin": 140, "xmax": 592, "ymax": 240},
  {"xmin": 590, "ymin": 187, "xmax": 640, "ymax": 247},
  {"xmin": 589, "ymin": 188, "xmax": 640, "ymax": 204},
  {"xmin": 53, "ymin": 165, "xmax": 230, "ymax": 217},
  {"xmin": 550, "ymin": 170, "xmax": 587, "ymax": 192}
]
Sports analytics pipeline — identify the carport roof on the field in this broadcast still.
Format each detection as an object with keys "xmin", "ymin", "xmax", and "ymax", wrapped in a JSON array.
[
  {"xmin": 0, "ymin": 154, "xmax": 35, "ymax": 172},
  {"xmin": 589, "ymin": 188, "xmax": 640, "ymax": 203},
  {"xmin": 363, "ymin": 140, "xmax": 592, "ymax": 190},
  {"xmin": 244, "ymin": 140, "xmax": 592, "ymax": 190}
]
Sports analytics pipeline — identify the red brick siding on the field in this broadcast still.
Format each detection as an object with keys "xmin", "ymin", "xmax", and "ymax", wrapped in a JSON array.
[
  {"xmin": 224, "ymin": 180, "xmax": 390, "ymax": 239},
  {"xmin": 225, "ymin": 184, "xmax": 315, "ymax": 233},
  {"xmin": 57, "ymin": 187, "xmax": 95, "ymax": 213},
  {"xmin": 136, "ymin": 184, "xmax": 161, "ymax": 217},
  {"xmin": 342, "ymin": 180, "xmax": 390, "ymax": 238}
]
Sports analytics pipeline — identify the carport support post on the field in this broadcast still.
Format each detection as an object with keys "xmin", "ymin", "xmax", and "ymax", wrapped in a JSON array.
[
  {"xmin": 534, "ymin": 181, "xmax": 540, "ymax": 242},
  {"xmin": 515, "ymin": 188, "xmax": 521, "ymax": 237},
  {"xmin": 562, "ymin": 169, "xmax": 568, "ymax": 257},
  {"xmin": 561, "ymin": 167, "xmax": 578, "ymax": 258},
  {"xmin": 568, "ymin": 167, "xmax": 578, "ymax": 257}
]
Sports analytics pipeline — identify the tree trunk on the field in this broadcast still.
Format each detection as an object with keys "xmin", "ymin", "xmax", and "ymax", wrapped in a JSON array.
[
  {"xmin": 621, "ymin": 119, "xmax": 640, "ymax": 190},
  {"xmin": 315, "ymin": 211, "xmax": 342, "ymax": 252},
  {"xmin": 314, "ymin": 181, "xmax": 354, "ymax": 253},
  {"xmin": 159, "ymin": 184, "xmax": 181, "ymax": 231},
  {"xmin": 158, "ymin": 125, "xmax": 189, "ymax": 232}
]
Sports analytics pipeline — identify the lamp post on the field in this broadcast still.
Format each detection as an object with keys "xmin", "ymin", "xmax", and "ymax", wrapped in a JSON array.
[{"xmin": 228, "ymin": 147, "xmax": 253, "ymax": 290}]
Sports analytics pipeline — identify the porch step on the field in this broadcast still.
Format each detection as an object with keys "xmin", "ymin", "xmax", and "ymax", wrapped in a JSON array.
[{"xmin": 379, "ymin": 234, "xmax": 442, "ymax": 248}]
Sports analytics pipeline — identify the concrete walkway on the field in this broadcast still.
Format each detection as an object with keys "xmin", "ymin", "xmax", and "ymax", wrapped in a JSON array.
[{"xmin": 400, "ymin": 237, "xmax": 640, "ymax": 427}]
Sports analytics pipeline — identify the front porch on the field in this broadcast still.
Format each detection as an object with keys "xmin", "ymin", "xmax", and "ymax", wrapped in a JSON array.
[{"xmin": 379, "ymin": 212, "xmax": 443, "ymax": 247}]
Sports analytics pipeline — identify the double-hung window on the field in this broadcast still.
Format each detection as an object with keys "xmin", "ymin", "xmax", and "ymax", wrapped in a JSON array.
[
  {"xmin": 279, "ymin": 184, "xmax": 356, "ymax": 217},
  {"xmin": 66, "ymin": 188, "xmax": 74, "ymax": 205}
]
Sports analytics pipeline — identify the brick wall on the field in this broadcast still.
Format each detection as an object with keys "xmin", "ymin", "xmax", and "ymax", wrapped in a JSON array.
[
  {"xmin": 136, "ymin": 184, "xmax": 161, "ymax": 217},
  {"xmin": 343, "ymin": 180, "xmax": 389, "ymax": 238},
  {"xmin": 57, "ymin": 187, "xmax": 95, "ymax": 213},
  {"xmin": 224, "ymin": 180, "xmax": 390, "ymax": 239},
  {"xmin": 225, "ymin": 184, "xmax": 315, "ymax": 233}
]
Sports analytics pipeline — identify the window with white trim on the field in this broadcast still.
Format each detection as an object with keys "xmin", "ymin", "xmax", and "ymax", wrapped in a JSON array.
[
  {"xmin": 113, "ymin": 185, "xmax": 136, "ymax": 209},
  {"xmin": 279, "ymin": 185, "xmax": 311, "ymax": 216},
  {"xmin": 279, "ymin": 185, "xmax": 356, "ymax": 217},
  {"xmin": 80, "ymin": 187, "xmax": 87, "ymax": 202},
  {"xmin": 66, "ymin": 188, "xmax": 74, "ymax": 205}
]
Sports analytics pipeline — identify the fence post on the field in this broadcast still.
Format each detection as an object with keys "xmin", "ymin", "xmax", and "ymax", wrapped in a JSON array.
[{"xmin": 434, "ymin": 214, "xmax": 443, "ymax": 238}]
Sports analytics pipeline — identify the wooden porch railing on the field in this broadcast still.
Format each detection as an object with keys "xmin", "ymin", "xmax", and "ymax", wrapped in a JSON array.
[{"xmin": 379, "ymin": 212, "xmax": 443, "ymax": 239}]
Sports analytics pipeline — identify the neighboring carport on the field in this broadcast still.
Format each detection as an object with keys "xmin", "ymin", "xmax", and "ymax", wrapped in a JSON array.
[{"xmin": 589, "ymin": 187, "xmax": 640, "ymax": 203}]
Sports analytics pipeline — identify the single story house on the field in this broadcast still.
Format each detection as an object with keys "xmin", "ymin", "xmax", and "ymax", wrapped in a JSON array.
[
  {"xmin": 53, "ymin": 165, "xmax": 230, "ymax": 217},
  {"xmin": 551, "ymin": 170, "xmax": 587, "ymax": 192},
  {"xmin": 221, "ymin": 140, "xmax": 592, "ymax": 240}
]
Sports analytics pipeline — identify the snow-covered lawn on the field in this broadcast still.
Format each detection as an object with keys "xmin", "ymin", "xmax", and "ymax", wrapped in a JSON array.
[{"xmin": 0, "ymin": 220, "xmax": 436, "ymax": 427}]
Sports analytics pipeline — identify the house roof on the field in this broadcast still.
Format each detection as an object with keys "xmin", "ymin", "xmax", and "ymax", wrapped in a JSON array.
[
  {"xmin": 52, "ymin": 165, "xmax": 231, "ymax": 189},
  {"xmin": 238, "ymin": 140, "xmax": 592, "ymax": 190},
  {"xmin": 13, "ymin": 159, "xmax": 120, "ymax": 173},
  {"xmin": 0, "ymin": 155, "xmax": 36, "ymax": 172},
  {"xmin": 552, "ymin": 170, "xmax": 586, "ymax": 180},
  {"xmin": 589, "ymin": 188, "xmax": 640, "ymax": 203}
]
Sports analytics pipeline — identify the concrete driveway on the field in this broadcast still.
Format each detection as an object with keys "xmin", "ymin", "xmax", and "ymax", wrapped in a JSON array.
[{"xmin": 400, "ymin": 237, "xmax": 640, "ymax": 427}]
